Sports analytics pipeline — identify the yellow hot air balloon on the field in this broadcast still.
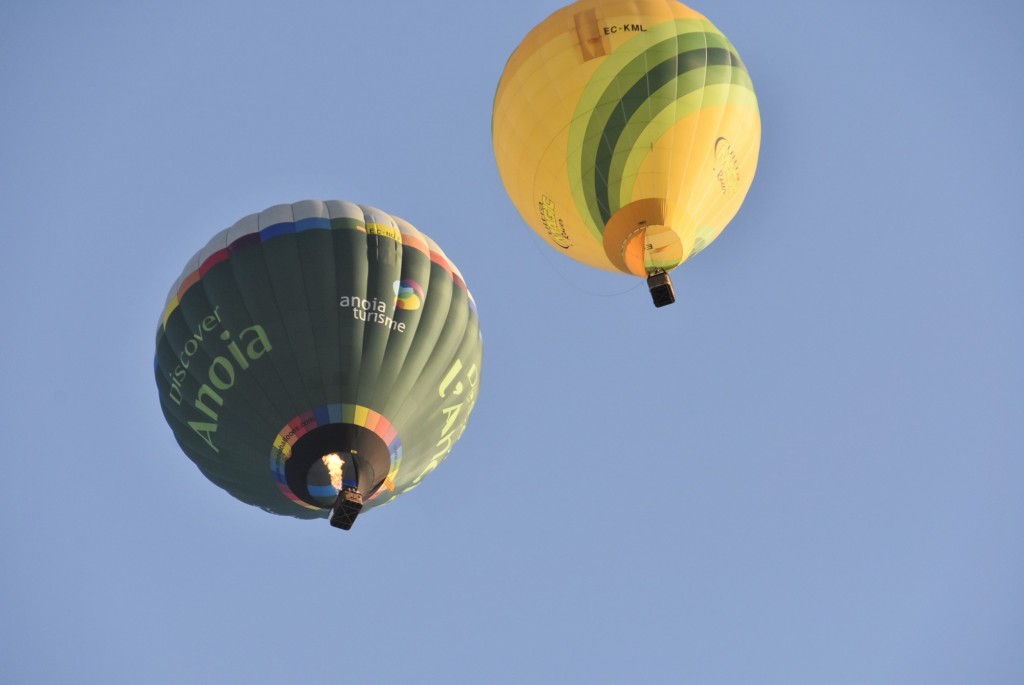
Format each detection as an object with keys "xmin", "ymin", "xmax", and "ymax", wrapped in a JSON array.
[{"xmin": 493, "ymin": 0, "xmax": 760, "ymax": 307}]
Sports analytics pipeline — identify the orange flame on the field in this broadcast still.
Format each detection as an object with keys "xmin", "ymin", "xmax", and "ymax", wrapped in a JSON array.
[{"xmin": 322, "ymin": 453, "xmax": 344, "ymax": 491}]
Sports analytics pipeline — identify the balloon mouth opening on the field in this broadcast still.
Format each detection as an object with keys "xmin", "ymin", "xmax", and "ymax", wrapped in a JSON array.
[
  {"xmin": 602, "ymin": 199, "xmax": 683, "ymax": 277},
  {"xmin": 623, "ymin": 226, "xmax": 684, "ymax": 277},
  {"xmin": 285, "ymin": 424, "xmax": 392, "ymax": 511}
]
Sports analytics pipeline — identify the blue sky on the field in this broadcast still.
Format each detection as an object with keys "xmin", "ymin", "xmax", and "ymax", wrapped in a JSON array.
[{"xmin": 2, "ymin": 1, "xmax": 1022, "ymax": 683}]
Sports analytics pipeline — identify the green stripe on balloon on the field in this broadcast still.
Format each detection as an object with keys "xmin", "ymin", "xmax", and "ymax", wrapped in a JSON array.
[{"xmin": 568, "ymin": 20, "xmax": 755, "ymax": 233}]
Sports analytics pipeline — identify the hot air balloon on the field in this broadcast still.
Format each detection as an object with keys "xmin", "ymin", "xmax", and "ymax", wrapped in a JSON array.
[
  {"xmin": 492, "ymin": 0, "xmax": 760, "ymax": 307},
  {"xmin": 154, "ymin": 200, "xmax": 483, "ymax": 530}
]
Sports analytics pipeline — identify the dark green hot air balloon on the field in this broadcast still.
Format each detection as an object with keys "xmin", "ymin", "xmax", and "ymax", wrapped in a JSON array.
[{"xmin": 154, "ymin": 200, "xmax": 483, "ymax": 530}]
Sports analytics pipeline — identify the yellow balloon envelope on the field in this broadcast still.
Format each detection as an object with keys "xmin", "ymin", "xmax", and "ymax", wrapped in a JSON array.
[{"xmin": 493, "ymin": 0, "xmax": 761, "ymax": 306}]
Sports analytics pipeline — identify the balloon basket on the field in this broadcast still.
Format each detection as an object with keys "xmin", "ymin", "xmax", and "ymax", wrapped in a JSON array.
[
  {"xmin": 330, "ymin": 488, "xmax": 364, "ymax": 530},
  {"xmin": 647, "ymin": 272, "xmax": 676, "ymax": 308}
]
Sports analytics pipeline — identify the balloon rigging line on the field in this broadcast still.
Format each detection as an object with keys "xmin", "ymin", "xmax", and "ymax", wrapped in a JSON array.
[{"xmin": 523, "ymin": 227, "xmax": 641, "ymax": 299}]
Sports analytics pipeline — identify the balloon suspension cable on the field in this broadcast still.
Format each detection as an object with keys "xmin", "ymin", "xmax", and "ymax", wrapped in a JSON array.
[
  {"xmin": 524, "ymin": 232, "xmax": 641, "ymax": 299},
  {"xmin": 646, "ymin": 270, "xmax": 676, "ymax": 308}
]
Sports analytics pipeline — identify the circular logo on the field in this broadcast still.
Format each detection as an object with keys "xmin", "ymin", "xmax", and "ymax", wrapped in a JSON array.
[{"xmin": 394, "ymin": 279, "xmax": 424, "ymax": 310}]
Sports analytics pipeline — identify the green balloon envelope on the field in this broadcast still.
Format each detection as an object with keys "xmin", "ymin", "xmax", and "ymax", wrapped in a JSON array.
[{"xmin": 154, "ymin": 200, "xmax": 483, "ymax": 526}]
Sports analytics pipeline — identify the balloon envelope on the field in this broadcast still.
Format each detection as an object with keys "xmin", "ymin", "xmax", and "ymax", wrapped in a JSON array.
[
  {"xmin": 493, "ymin": 0, "xmax": 760, "ymax": 298},
  {"xmin": 154, "ymin": 200, "xmax": 483, "ymax": 527}
]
